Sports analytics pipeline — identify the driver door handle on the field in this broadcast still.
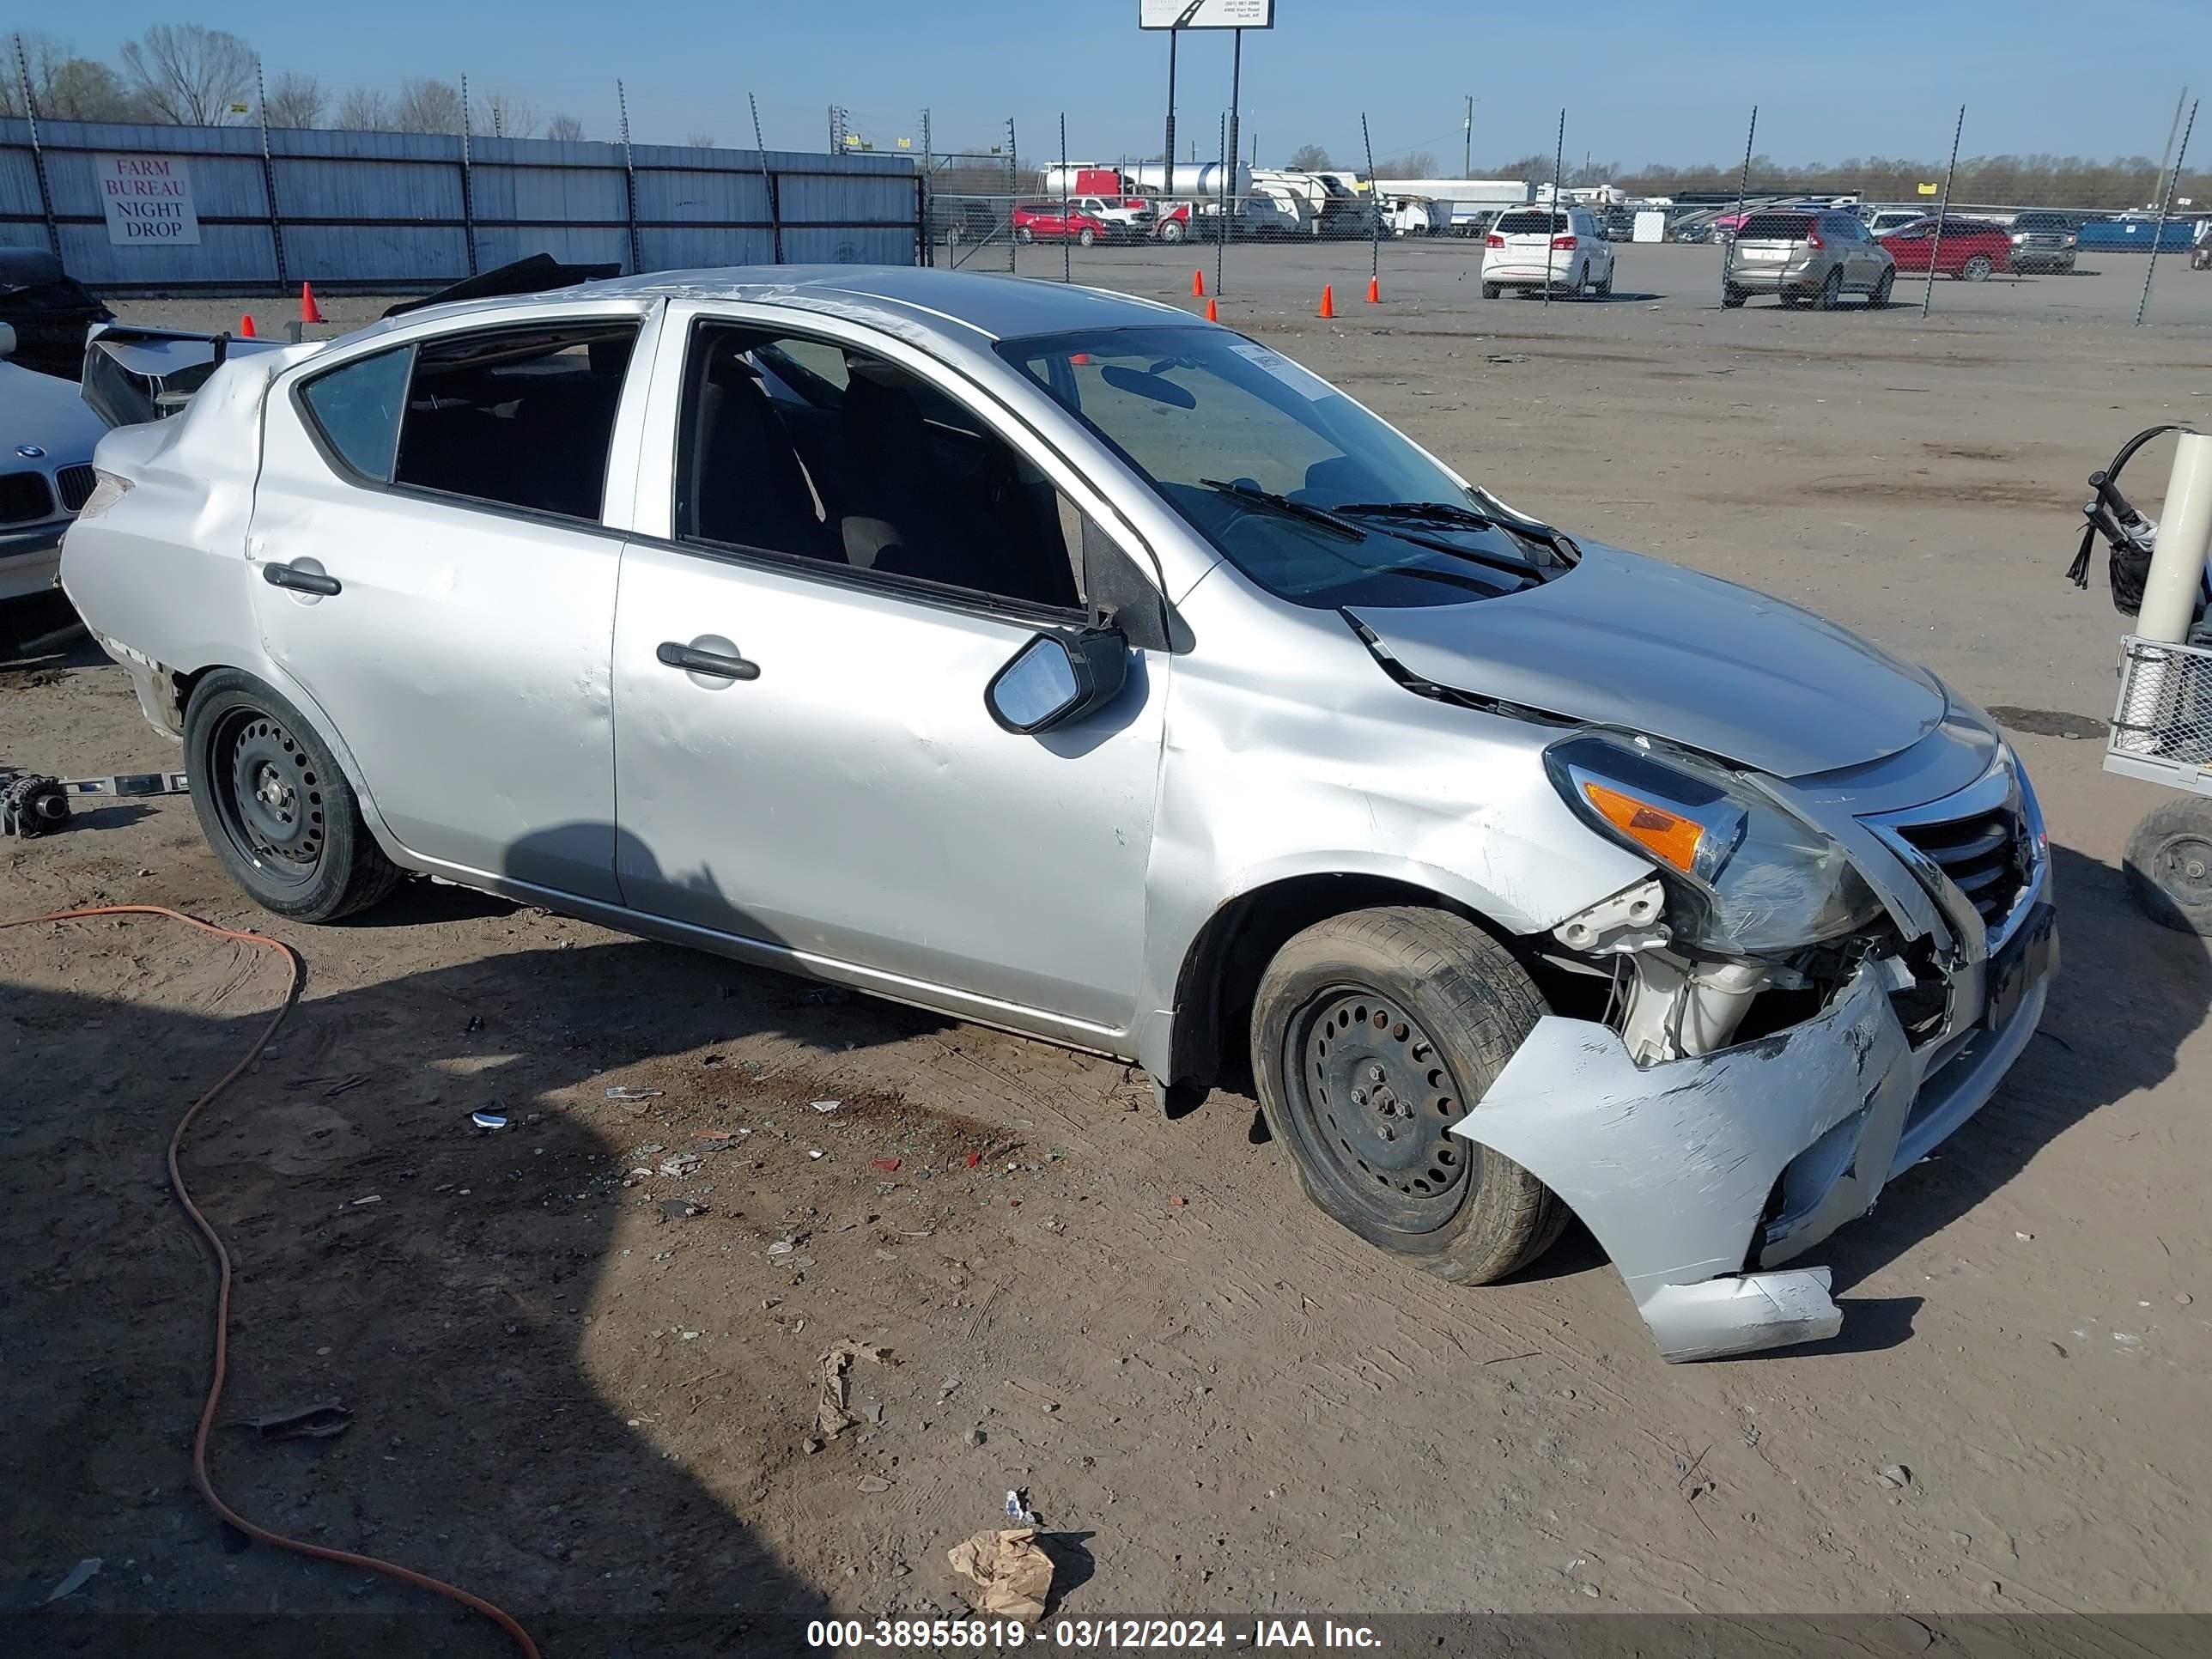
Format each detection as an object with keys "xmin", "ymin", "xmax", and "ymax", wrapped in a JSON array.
[
  {"xmin": 262, "ymin": 561, "xmax": 341, "ymax": 596},
  {"xmin": 656, "ymin": 641, "xmax": 760, "ymax": 681}
]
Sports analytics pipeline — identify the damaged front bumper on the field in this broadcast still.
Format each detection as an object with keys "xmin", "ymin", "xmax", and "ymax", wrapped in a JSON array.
[{"xmin": 1456, "ymin": 899, "xmax": 2056, "ymax": 1362}]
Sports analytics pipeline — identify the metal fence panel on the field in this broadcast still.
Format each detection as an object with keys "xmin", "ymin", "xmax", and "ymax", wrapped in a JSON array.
[{"xmin": 0, "ymin": 115, "xmax": 920, "ymax": 293}]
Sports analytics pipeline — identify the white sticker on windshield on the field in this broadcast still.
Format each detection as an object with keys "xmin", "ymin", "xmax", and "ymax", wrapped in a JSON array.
[{"xmin": 1224, "ymin": 337, "xmax": 1334, "ymax": 402}]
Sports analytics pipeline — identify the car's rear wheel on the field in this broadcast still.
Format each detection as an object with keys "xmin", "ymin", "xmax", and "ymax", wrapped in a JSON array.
[
  {"xmin": 1252, "ymin": 907, "xmax": 1569, "ymax": 1285},
  {"xmin": 1722, "ymin": 284, "xmax": 1746, "ymax": 308},
  {"xmin": 1481, "ymin": 282, "xmax": 1501, "ymax": 299},
  {"xmin": 1079, "ymin": 227, "xmax": 1097, "ymax": 247},
  {"xmin": 184, "ymin": 670, "xmax": 402, "ymax": 923},
  {"xmin": 1015, "ymin": 226, "xmax": 1034, "ymax": 244},
  {"xmin": 1868, "ymin": 267, "xmax": 1895, "ymax": 308},
  {"xmin": 1814, "ymin": 266, "xmax": 1844, "ymax": 309},
  {"xmin": 1595, "ymin": 263, "xmax": 1613, "ymax": 297},
  {"xmin": 1962, "ymin": 253, "xmax": 1993, "ymax": 281}
]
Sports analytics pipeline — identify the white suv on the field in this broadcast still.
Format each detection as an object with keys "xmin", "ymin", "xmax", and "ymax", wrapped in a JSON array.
[{"xmin": 1481, "ymin": 205, "xmax": 1616, "ymax": 298}]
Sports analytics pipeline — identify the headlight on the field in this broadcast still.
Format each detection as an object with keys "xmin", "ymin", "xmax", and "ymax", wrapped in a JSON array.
[{"xmin": 1545, "ymin": 732, "xmax": 1883, "ymax": 957}]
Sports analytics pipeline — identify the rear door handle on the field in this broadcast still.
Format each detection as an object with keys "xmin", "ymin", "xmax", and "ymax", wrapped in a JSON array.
[
  {"xmin": 262, "ymin": 562, "xmax": 341, "ymax": 597},
  {"xmin": 656, "ymin": 641, "xmax": 760, "ymax": 682}
]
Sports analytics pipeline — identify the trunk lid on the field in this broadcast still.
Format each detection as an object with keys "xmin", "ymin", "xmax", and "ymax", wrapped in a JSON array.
[{"xmin": 1349, "ymin": 542, "xmax": 1948, "ymax": 779}]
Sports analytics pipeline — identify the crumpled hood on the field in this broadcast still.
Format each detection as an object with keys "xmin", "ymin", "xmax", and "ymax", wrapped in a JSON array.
[{"xmin": 1350, "ymin": 541, "xmax": 1948, "ymax": 779}]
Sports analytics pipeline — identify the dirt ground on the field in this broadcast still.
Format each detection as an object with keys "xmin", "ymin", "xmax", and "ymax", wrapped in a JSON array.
[{"xmin": 5, "ymin": 263, "xmax": 2211, "ymax": 1654}]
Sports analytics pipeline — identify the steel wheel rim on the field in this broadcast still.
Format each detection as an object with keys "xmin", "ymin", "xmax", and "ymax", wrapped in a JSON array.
[
  {"xmin": 1283, "ymin": 985, "xmax": 1471, "ymax": 1234},
  {"xmin": 210, "ymin": 706, "xmax": 326, "ymax": 888},
  {"xmin": 2156, "ymin": 832, "xmax": 2212, "ymax": 904}
]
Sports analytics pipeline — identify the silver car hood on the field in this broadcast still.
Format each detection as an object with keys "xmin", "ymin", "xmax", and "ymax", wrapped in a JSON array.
[
  {"xmin": 3, "ymin": 359, "xmax": 110, "ymax": 459},
  {"xmin": 1349, "ymin": 542, "xmax": 1947, "ymax": 779}
]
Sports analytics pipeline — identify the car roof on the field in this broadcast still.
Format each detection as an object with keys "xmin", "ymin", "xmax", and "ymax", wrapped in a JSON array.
[{"xmin": 410, "ymin": 265, "xmax": 1200, "ymax": 345}]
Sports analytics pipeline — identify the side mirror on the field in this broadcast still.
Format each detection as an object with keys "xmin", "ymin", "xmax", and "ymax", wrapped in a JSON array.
[
  {"xmin": 0, "ymin": 322, "xmax": 15, "ymax": 360},
  {"xmin": 985, "ymin": 628, "xmax": 1127, "ymax": 735}
]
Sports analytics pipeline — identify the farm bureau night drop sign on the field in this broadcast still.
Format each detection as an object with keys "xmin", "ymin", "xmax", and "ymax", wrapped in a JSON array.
[{"xmin": 97, "ymin": 154, "xmax": 202, "ymax": 247}]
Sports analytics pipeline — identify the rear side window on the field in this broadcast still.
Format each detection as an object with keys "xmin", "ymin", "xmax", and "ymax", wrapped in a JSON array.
[
  {"xmin": 1496, "ymin": 210, "xmax": 1566, "ymax": 235},
  {"xmin": 299, "ymin": 346, "xmax": 412, "ymax": 483},
  {"xmin": 1740, "ymin": 213, "xmax": 1814, "ymax": 240},
  {"xmin": 392, "ymin": 321, "xmax": 639, "ymax": 521}
]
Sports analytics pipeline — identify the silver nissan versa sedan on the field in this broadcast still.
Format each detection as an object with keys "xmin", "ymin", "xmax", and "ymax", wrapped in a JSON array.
[{"xmin": 63, "ymin": 265, "xmax": 2054, "ymax": 1361}]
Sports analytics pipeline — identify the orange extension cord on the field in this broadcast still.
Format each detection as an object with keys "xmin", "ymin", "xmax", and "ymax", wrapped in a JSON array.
[{"xmin": 2, "ymin": 904, "xmax": 540, "ymax": 1658}]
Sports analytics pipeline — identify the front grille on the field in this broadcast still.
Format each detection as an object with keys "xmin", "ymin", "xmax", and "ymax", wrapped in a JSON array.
[
  {"xmin": 1893, "ymin": 808, "xmax": 2027, "ymax": 929},
  {"xmin": 0, "ymin": 469, "xmax": 57, "ymax": 525},
  {"xmin": 56, "ymin": 464, "xmax": 97, "ymax": 512}
]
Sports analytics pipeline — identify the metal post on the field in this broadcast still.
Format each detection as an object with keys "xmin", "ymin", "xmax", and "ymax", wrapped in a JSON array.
[
  {"xmin": 1225, "ymin": 26, "xmax": 1243, "ymax": 258},
  {"xmin": 1362, "ymin": 111, "xmax": 1378, "ymax": 283},
  {"xmin": 1060, "ymin": 112, "xmax": 1072, "ymax": 282},
  {"xmin": 1215, "ymin": 110, "xmax": 1227, "ymax": 296},
  {"xmin": 2152, "ymin": 86, "xmax": 2191, "ymax": 219},
  {"xmin": 920, "ymin": 107, "xmax": 933, "ymax": 266},
  {"xmin": 617, "ymin": 78, "xmax": 641, "ymax": 275},
  {"xmin": 11, "ymin": 34, "xmax": 58, "ymax": 258},
  {"xmin": 1545, "ymin": 108, "xmax": 1564, "ymax": 308},
  {"xmin": 1921, "ymin": 105, "xmax": 1964, "ymax": 319},
  {"xmin": 1463, "ymin": 94, "xmax": 1474, "ymax": 178},
  {"xmin": 457, "ymin": 70, "xmax": 478, "ymax": 276},
  {"xmin": 1723, "ymin": 105, "xmax": 1757, "ymax": 305},
  {"xmin": 749, "ymin": 92, "xmax": 782, "ymax": 264},
  {"xmin": 1006, "ymin": 117, "xmax": 1018, "ymax": 275},
  {"xmin": 253, "ymin": 59, "xmax": 289, "ymax": 288},
  {"xmin": 2138, "ymin": 97, "xmax": 2198, "ymax": 326},
  {"xmin": 1163, "ymin": 27, "xmax": 1178, "ymax": 209}
]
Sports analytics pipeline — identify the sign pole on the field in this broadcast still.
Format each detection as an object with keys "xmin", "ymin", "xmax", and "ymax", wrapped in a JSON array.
[
  {"xmin": 1163, "ymin": 27, "xmax": 1177, "ymax": 204},
  {"xmin": 1921, "ymin": 105, "xmax": 1963, "ymax": 319}
]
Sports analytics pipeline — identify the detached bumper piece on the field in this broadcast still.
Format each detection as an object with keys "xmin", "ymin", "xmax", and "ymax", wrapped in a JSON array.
[{"xmin": 1454, "ymin": 937, "xmax": 2051, "ymax": 1361}]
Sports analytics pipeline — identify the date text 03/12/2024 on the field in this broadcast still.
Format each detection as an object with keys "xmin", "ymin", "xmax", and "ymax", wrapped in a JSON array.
[{"xmin": 805, "ymin": 1619, "xmax": 1384, "ymax": 1649}]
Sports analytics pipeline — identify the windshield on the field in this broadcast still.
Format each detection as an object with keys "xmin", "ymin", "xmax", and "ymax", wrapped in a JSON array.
[{"xmin": 996, "ymin": 325, "xmax": 1570, "ymax": 609}]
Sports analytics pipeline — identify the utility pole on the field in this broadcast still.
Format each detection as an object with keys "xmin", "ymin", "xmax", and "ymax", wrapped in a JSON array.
[
  {"xmin": 1163, "ymin": 27, "xmax": 1178, "ymax": 198},
  {"xmin": 1463, "ymin": 94, "xmax": 1474, "ymax": 177}
]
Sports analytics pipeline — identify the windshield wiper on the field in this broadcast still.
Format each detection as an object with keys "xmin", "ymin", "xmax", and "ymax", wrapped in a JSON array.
[
  {"xmin": 1198, "ymin": 478, "xmax": 1367, "ymax": 540},
  {"xmin": 1331, "ymin": 499, "xmax": 1511, "ymax": 531}
]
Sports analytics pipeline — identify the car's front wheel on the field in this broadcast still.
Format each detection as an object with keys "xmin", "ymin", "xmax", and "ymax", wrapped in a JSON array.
[
  {"xmin": 1015, "ymin": 226, "xmax": 1034, "ymax": 244},
  {"xmin": 1252, "ymin": 907, "xmax": 1569, "ymax": 1285},
  {"xmin": 1160, "ymin": 220, "xmax": 1185, "ymax": 243},
  {"xmin": 184, "ymin": 670, "xmax": 402, "ymax": 922},
  {"xmin": 1079, "ymin": 227, "xmax": 1097, "ymax": 247},
  {"xmin": 1961, "ymin": 253, "xmax": 1993, "ymax": 281}
]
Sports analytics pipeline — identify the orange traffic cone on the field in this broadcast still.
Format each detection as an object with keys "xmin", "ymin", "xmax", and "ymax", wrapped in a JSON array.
[
  {"xmin": 299, "ymin": 281, "xmax": 325, "ymax": 325},
  {"xmin": 1318, "ymin": 284, "xmax": 1335, "ymax": 319},
  {"xmin": 1204, "ymin": 298, "xmax": 1218, "ymax": 322},
  {"xmin": 238, "ymin": 313, "xmax": 256, "ymax": 337},
  {"xmin": 1192, "ymin": 269, "xmax": 1206, "ymax": 297},
  {"xmin": 1366, "ymin": 275, "xmax": 1381, "ymax": 304}
]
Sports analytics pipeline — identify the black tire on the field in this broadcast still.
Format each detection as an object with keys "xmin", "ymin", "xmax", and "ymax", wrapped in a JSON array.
[
  {"xmin": 1014, "ymin": 226, "xmax": 1034, "ymax": 245},
  {"xmin": 1868, "ymin": 267, "xmax": 1895, "ymax": 308},
  {"xmin": 2124, "ymin": 798, "xmax": 2212, "ymax": 936},
  {"xmin": 1595, "ymin": 264, "xmax": 1613, "ymax": 297},
  {"xmin": 1962, "ymin": 253, "xmax": 1992, "ymax": 282},
  {"xmin": 183, "ymin": 670, "xmax": 402, "ymax": 923},
  {"xmin": 1251, "ymin": 906, "xmax": 1570, "ymax": 1285},
  {"xmin": 1722, "ymin": 284, "xmax": 1747, "ymax": 308},
  {"xmin": 1481, "ymin": 282, "xmax": 1501, "ymax": 299},
  {"xmin": 1814, "ymin": 266, "xmax": 1844, "ymax": 310},
  {"xmin": 1160, "ymin": 220, "xmax": 1185, "ymax": 244},
  {"xmin": 1078, "ymin": 227, "xmax": 1096, "ymax": 248}
]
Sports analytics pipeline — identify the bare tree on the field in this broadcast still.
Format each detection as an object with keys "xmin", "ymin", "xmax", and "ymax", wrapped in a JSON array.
[
  {"xmin": 1287, "ymin": 143, "xmax": 1331, "ymax": 171},
  {"xmin": 544, "ymin": 112, "xmax": 585, "ymax": 142},
  {"xmin": 334, "ymin": 86, "xmax": 392, "ymax": 131},
  {"xmin": 1375, "ymin": 150, "xmax": 1437, "ymax": 179},
  {"xmin": 119, "ymin": 23, "xmax": 255, "ymax": 125},
  {"xmin": 392, "ymin": 76, "xmax": 464, "ymax": 135},
  {"xmin": 475, "ymin": 89, "xmax": 538, "ymax": 138},
  {"xmin": 685, "ymin": 131, "xmax": 717, "ymax": 149},
  {"xmin": 3, "ymin": 35, "xmax": 146, "ymax": 120},
  {"xmin": 1568, "ymin": 158, "xmax": 1620, "ymax": 187},
  {"xmin": 264, "ymin": 69, "xmax": 325, "ymax": 130}
]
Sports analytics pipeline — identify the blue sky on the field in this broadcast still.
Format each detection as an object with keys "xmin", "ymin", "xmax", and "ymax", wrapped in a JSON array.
[{"xmin": 81, "ymin": 3, "xmax": 2212, "ymax": 166}]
